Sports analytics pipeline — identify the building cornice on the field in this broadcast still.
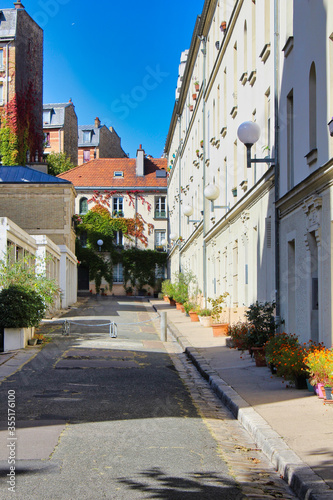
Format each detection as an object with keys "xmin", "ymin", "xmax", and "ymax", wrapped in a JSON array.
[{"xmin": 276, "ymin": 158, "xmax": 333, "ymax": 218}]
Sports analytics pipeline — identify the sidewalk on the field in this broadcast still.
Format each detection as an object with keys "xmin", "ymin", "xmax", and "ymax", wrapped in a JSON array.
[{"xmin": 150, "ymin": 299, "xmax": 333, "ymax": 500}]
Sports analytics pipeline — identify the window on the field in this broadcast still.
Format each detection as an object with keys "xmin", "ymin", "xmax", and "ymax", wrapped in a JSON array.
[
  {"xmin": 113, "ymin": 197, "xmax": 123, "ymax": 216},
  {"xmin": 155, "ymin": 196, "xmax": 166, "ymax": 218},
  {"xmin": 113, "ymin": 231, "xmax": 123, "ymax": 246},
  {"xmin": 80, "ymin": 231, "xmax": 87, "ymax": 248},
  {"xmin": 287, "ymin": 90, "xmax": 294, "ymax": 189},
  {"xmin": 43, "ymin": 110, "xmax": 52, "ymax": 124},
  {"xmin": 309, "ymin": 62, "xmax": 317, "ymax": 151},
  {"xmin": 83, "ymin": 131, "xmax": 91, "ymax": 143},
  {"xmin": 114, "ymin": 171, "xmax": 123, "ymax": 177},
  {"xmin": 79, "ymin": 197, "xmax": 88, "ymax": 214},
  {"xmin": 0, "ymin": 50, "xmax": 3, "ymax": 69},
  {"xmin": 113, "ymin": 263, "xmax": 123, "ymax": 283},
  {"xmin": 155, "ymin": 230, "xmax": 166, "ymax": 251},
  {"xmin": 83, "ymin": 150, "xmax": 90, "ymax": 163},
  {"xmin": 44, "ymin": 132, "xmax": 50, "ymax": 147}
]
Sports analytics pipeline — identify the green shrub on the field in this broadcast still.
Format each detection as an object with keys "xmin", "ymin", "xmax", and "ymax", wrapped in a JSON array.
[
  {"xmin": 245, "ymin": 301, "xmax": 276, "ymax": 347},
  {"xmin": 198, "ymin": 308, "xmax": 212, "ymax": 317},
  {"xmin": 0, "ymin": 285, "xmax": 46, "ymax": 328}
]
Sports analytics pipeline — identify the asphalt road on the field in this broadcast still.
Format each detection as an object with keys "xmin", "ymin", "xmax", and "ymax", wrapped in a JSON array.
[
  {"xmin": 0, "ymin": 297, "xmax": 244, "ymax": 499},
  {"xmin": 0, "ymin": 297, "xmax": 296, "ymax": 499}
]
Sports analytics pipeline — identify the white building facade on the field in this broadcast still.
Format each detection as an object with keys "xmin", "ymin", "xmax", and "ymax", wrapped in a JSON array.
[{"xmin": 165, "ymin": 0, "xmax": 333, "ymax": 344}]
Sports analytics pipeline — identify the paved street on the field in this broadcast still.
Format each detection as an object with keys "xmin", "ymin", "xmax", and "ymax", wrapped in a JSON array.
[{"xmin": 0, "ymin": 297, "xmax": 297, "ymax": 499}]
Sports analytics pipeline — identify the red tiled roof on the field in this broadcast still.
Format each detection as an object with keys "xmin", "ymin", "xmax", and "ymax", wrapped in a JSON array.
[{"xmin": 57, "ymin": 158, "xmax": 167, "ymax": 188}]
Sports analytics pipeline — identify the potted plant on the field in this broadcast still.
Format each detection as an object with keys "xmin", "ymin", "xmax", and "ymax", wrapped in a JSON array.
[
  {"xmin": 194, "ymin": 81, "xmax": 200, "ymax": 92},
  {"xmin": 244, "ymin": 301, "xmax": 276, "ymax": 366},
  {"xmin": 228, "ymin": 322, "xmax": 251, "ymax": 350},
  {"xmin": 208, "ymin": 292, "xmax": 229, "ymax": 336},
  {"xmin": 187, "ymin": 303, "xmax": 200, "ymax": 322},
  {"xmin": 265, "ymin": 332, "xmax": 299, "ymax": 374},
  {"xmin": 188, "ymin": 104, "xmax": 194, "ymax": 112},
  {"xmin": 200, "ymin": 140, "xmax": 204, "ymax": 148},
  {"xmin": 196, "ymin": 149, "xmax": 200, "ymax": 157},
  {"xmin": 220, "ymin": 21, "xmax": 227, "ymax": 32},
  {"xmin": 198, "ymin": 308, "xmax": 212, "ymax": 327},
  {"xmin": 192, "ymin": 93, "xmax": 197, "ymax": 100},
  {"xmin": 0, "ymin": 285, "xmax": 46, "ymax": 351},
  {"xmin": 304, "ymin": 346, "xmax": 333, "ymax": 398},
  {"xmin": 125, "ymin": 286, "xmax": 133, "ymax": 296}
]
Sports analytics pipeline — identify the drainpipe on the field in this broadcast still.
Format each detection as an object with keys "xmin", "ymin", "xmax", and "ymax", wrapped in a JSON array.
[
  {"xmin": 178, "ymin": 115, "xmax": 182, "ymax": 273},
  {"xmin": 200, "ymin": 36, "xmax": 207, "ymax": 306},
  {"xmin": 274, "ymin": 0, "xmax": 281, "ymax": 325},
  {"xmin": 5, "ymin": 41, "xmax": 11, "ymax": 105}
]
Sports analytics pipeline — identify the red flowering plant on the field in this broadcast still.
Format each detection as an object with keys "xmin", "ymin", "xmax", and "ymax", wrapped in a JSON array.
[{"xmin": 228, "ymin": 322, "xmax": 251, "ymax": 350}]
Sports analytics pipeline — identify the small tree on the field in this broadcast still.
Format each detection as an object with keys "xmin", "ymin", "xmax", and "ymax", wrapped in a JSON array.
[
  {"xmin": 0, "ymin": 256, "xmax": 60, "ymax": 308},
  {"xmin": 46, "ymin": 152, "xmax": 76, "ymax": 176}
]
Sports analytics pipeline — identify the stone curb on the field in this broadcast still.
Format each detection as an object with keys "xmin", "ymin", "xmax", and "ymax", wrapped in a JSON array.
[{"xmin": 164, "ymin": 315, "xmax": 332, "ymax": 500}]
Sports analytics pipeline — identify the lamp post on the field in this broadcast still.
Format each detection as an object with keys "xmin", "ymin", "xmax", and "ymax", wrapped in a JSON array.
[
  {"xmin": 237, "ymin": 121, "xmax": 275, "ymax": 169},
  {"xmin": 97, "ymin": 239, "xmax": 103, "ymax": 252}
]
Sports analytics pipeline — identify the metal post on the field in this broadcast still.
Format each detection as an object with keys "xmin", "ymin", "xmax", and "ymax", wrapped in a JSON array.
[{"xmin": 160, "ymin": 312, "xmax": 167, "ymax": 342}]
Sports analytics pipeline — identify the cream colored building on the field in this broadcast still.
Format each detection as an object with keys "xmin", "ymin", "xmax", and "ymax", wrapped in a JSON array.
[
  {"xmin": 59, "ymin": 148, "xmax": 168, "ymax": 295},
  {"xmin": 165, "ymin": 0, "xmax": 333, "ymax": 344}
]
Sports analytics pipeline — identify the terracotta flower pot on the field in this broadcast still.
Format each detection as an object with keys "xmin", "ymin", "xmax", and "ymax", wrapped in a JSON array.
[
  {"xmin": 169, "ymin": 298, "xmax": 176, "ymax": 307},
  {"xmin": 251, "ymin": 347, "xmax": 267, "ymax": 367},
  {"xmin": 212, "ymin": 323, "xmax": 229, "ymax": 337},
  {"xmin": 189, "ymin": 311, "xmax": 199, "ymax": 322},
  {"xmin": 176, "ymin": 302, "xmax": 183, "ymax": 311}
]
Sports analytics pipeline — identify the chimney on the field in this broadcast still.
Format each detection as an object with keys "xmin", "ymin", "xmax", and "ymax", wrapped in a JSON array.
[
  {"xmin": 136, "ymin": 145, "xmax": 145, "ymax": 177},
  {"xmin": 14, "ymin": 0, "xmax": 25, "ymax": 8},
  {"xmin": 94, "ymin": 117, "xmax": 101, "ymax": 129}
]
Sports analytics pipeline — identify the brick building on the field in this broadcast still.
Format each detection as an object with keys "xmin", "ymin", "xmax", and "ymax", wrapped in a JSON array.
[
  {"xmin": 0, "ymin": 1, "xmax": 43, "ymax": 163},
  {"xmin": 43, "ymin": 100, "xmax": 78, "ymax": 165},
  {"xmin": 78, "ymin": 117, "xmax": 127, "ymax": 165},
  {"xmin": 59, "ymin": 146, "xmax": 167, "ymax": 294}
]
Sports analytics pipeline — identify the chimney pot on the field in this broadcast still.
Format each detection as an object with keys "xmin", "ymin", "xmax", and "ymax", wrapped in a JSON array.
[
  {"xmin": 14, "ymin": 0, "xmax": 25, "ymax": 8},
  {"xmin": 95, "ymin": 117, "xmax": 101, "ymax": 129}
]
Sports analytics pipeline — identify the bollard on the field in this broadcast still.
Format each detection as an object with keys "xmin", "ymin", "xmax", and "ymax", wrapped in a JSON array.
[{"xmin": 160, "ymin": 311, "xmax": 167, "ymax": 342}]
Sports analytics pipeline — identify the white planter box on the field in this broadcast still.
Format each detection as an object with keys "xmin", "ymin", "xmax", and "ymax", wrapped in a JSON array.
[{"xmin": 4, "ymin": 327, "xmax": 35, "ymax": 351}]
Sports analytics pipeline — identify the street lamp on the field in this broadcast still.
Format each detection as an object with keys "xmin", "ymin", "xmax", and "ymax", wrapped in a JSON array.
[
  {"xmin": 204, "ymin": 184, "xmax": 229, "ymax": 212},
  {"xmin": 97, "ymin": 239, "xmax": 103, "ymax": 252},
  {"xmin": 182, "ymin": 204, "xmax": 201, "ymax": 224},
  {"xmin": 237, "ymin": 121, "xmax": 275, "ymax": 169}
]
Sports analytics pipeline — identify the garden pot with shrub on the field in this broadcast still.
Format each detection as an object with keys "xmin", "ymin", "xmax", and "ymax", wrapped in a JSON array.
[
  {"xmin": 0, "ymin": 285, "xmax": 46, "ymax": 351},
  {"xmin": 208, "ymin": 293, "xmax": 229, "ymax": 336}
]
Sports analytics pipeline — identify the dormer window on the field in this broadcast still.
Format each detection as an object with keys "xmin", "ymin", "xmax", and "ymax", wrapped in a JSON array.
[
  {"xmin": 83, "ymin": 131, "xmax": 91, "ymax": 143},
  {"xmin": 43, "ymin": 109, "xmax": 52, "ymax": 125},
  {"xmin": 114, "ymin": 171, "xmax": 123, "ymax": 177}
]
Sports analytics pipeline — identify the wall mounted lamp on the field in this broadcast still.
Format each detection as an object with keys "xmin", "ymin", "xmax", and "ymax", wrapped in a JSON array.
[
  {"xmin": 182, "ymin": 204, "xmax": 201, "ymax": 224},
  {"xmin": 237, "ymin": 121, "xmax": 275, "ymax": 169},
  {"xmin": 161, "ymin": 234, "xmax": 183, "ymax": 250},
  {"xmin": 97, "ymin": 239, "xmax": 104, "ymax": 252},
  {"xmin": 204, "ymin": 184, "xmax": 229, "ymax": 212}
]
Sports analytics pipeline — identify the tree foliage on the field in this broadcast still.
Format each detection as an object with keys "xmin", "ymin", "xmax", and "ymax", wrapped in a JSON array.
[
  {"xmin": 0, "ymin": 256, "xmax": 60, "ymax": 307},
  {"xmin": 46, "ymin": 152, "xmax": 76, "ymax": 176}
]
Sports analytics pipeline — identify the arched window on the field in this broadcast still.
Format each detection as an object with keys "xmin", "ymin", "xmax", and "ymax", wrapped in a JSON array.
[
  {"xmin": 79, "ymin": 197, "xmax": 88, "ymax": 214},
  {"xmin": 309, "ymin": 62, "xmax": 317, "ymax": 151}
]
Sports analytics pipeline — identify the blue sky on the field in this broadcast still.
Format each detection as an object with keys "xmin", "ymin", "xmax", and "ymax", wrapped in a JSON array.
[{"xmin": 2, "ymin": 0, "xmax": 205, "ymax": 158}]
